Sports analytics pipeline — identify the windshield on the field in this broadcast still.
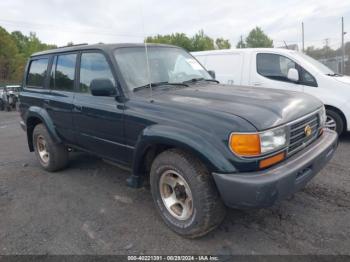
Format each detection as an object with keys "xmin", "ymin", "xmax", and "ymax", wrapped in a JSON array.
[
  {"xmin": 114, "ymin": 46, "xmax": 212, "ymax": 91},
  {"xmin": 295, "ymin": 52, "xmax": 334, "ymax": 75}
]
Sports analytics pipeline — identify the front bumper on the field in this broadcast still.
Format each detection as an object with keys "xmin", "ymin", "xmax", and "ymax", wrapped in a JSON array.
[{"xmin": 212, "ymin": 129, "xmax": 338, "ymax": 208}]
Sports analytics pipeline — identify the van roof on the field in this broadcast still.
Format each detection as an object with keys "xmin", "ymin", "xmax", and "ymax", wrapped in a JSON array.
[
  {"xmin": 31, "ymin": 43, "xmax": 178, "ymax": 57},
  {"xmin": 191, "ymin": 48, "xmax": 299, "ymax": 56}
]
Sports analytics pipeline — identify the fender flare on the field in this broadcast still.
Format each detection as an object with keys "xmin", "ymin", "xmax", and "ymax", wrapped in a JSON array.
[
  {"xmin": 26, "ymin": 107, "xmax": 61, "ymax": 151},
  {"xmin": 132, "ymin": 125, "xmax": 237, "ymax": 177}
]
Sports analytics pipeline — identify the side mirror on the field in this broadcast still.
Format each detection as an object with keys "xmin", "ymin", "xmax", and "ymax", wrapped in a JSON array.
[
  {"xmin": 90, "ymin": 78, "xmax": 117, "ymax": 96},
  {"xmin": 208, "ymin": 70, "xmax": 216, "ymax": 79},
  {"xmin": 287, "ymin": 68, "xmax": 299, "ymax": 82}
]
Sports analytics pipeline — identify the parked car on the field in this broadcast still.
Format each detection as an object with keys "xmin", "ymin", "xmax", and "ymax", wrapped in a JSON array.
[
  {"xmin": 0, "ymin": 87, "xmax": 4, "ymax": 111},
  {"xmin": 0, "ymin": 85, "xmax": 20, "ymax": 111},
  {"xmin": 192, "ymin": 48, "xmax": 350, "ymax": 135},
  {"xmin": 19, "ymin": 44, "xmax": 338, "ymax": 238}
]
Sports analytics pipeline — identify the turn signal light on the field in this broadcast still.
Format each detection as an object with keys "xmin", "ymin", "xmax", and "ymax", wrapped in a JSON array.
[
  {"xmin": 259, "ymin": 152, "xmax": 285, "ymax": 169},
  {"xmin": 229, "ymin": 133, "xmax": 261, "ymax": 156}
]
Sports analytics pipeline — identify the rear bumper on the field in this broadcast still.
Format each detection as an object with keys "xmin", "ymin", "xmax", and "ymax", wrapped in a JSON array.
[{"xmin": 212, "ymin": 129, "xmax": 338, "ymax": 208}]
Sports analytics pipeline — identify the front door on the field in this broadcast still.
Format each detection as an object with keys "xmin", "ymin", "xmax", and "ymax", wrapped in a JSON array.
[
  {"xmin": 73, "ymin": 51, "xmax": 127, "ymax": 164},
  {"xmin": 251, "ymin": 52, "xmax": 304, "ymax": 92}
]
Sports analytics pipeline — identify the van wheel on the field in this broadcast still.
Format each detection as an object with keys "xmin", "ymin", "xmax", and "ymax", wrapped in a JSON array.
[
  {"xmin": 33, "ymin": 124, "xmax": 69, "ymax": 171},
  {"xmin": 150, "ymin": 149, "xmax": 226, "ymax": 238},
  {"xmin": 326, "ymin": 109, "xmax": 344, "ymax": 135}
]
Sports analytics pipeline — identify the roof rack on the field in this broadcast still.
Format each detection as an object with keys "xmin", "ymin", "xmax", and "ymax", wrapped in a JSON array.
[{"xmin": 58, "ymin": 43, "xmax": 89, "ymax": 49}]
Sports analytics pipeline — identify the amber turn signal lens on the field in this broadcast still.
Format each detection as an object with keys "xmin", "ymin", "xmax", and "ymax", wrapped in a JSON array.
[
  {"xmin": 229, "ymin": 133, "xmax": 261, "ymax": 156},
  {"xmin": 259, "ymin": 152, "xmax": 285, "ymax": 169}
]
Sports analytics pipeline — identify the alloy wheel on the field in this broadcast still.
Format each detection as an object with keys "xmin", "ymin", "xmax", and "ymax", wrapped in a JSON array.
[
  {"xmin": 159, "ymin": 170, "xmax": 193, "ymax": 220},
  {"xmin": 37, "ymin": 135, "xmax": 50, "ymax": 164}
]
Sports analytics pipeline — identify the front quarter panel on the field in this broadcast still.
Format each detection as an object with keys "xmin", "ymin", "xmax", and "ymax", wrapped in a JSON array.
[{"xmin": 125, "ymin": 98, "xmax": 260, "ymax": 176}]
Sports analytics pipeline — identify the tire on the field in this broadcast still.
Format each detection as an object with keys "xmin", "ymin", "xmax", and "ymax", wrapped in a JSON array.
[
  {"xmin": 150, "ymin": 149, "xmax": 226, "ymax": 238},
  {"xmin": 326, "ymin": 109, "xmax": 344, "ymax": 135},
  {"xmin": 33, "ymin": 124, "xmax": 69, "ymax": 171},
  {"xmin": 0, "ymin": 100, "xmax": 4, "ymax": 111}
]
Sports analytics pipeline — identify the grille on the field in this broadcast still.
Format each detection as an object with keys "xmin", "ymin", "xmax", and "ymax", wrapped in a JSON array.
[{"xmin": 288, "ymin": 113, "xmax": 320, "ymax": 155}]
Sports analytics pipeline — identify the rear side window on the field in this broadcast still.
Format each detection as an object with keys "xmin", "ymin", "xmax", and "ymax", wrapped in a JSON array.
[
  {"xmin": 50, "ymin": 54, "xmax": 77, "ymax": 91},
  {"xmin": 26, "ymin": 58, "xmax": 49, "ymax": 88},
  {"xmin": 79, "ymin": 52, "xmax": 115, "ymax": 93},
  {"xmin": 257, "ymin": 53, "xmax": 296, "ymax": 82}
]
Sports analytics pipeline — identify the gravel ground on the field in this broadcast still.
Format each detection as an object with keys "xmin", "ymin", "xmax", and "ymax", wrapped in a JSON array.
[{"xmin": 0, "ymin": 111, "xmax": 349, "ymax": 255}]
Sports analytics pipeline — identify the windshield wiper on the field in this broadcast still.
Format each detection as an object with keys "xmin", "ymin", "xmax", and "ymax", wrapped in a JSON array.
[
  {"xmin": 133, "ymin": 81, "xmax": 188, "ymax": 92},
  {"xmin": 326, "ymin": 73, "xmax": 343, "ymax": 77},
  {"xmin": 183, "ymin": 78, "xmax": 219, "ymax": 84}
]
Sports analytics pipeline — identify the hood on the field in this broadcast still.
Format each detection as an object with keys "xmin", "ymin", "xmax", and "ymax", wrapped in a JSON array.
[
  {"xmin": 332, "ymin": 75, "xmax": 350, "ymax": 85},
  {"xmin": 151, "ymin": 83, "xmax": 322, "ymax": 130}
]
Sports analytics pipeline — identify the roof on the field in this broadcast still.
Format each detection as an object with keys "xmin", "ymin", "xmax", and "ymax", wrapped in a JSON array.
[
  {"xmin": 191, "ymin": 48, "xmax": 299, "ymax": 56},
  {"xmin": 31, "ymin": 43, "xmax": 177, "ymax": 57}
]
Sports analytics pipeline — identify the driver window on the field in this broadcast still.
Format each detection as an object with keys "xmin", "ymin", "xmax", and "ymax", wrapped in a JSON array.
[
  {"xmin": 79, "ymin": 52, "xmax": 115, "ymax": 93},
  {"xmin": 257, "ymin": 53, "xmax": 296, "ymax": 82}
]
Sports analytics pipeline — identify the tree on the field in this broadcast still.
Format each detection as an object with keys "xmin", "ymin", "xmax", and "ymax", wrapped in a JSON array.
[
  {"xmin": 215, "ymin": 38, "xmax": 231, "ymax": 49},
  {"xmin": 236, "ymin": 37, "xmax": 246, "ymax": 48},
  {"xmin": 245, "ymin": 27, "xmax": 273, "ymax": 48},
  {"xmin": 0, "ymin": 27, "xmax": 58, "ymax": 84},
  {"xmin": 145, "ymin": 33, "xmax": 192, "ymax": 51},
  {"xmin": 0, "ymin": 27, "xmax": 20, "ymax": 83},
  {"xmin": 145, "ymin": 30, "xmax": 229, "ymax": 51},
  {"xmin": 191, "ymin": 30, "xmax": 215, "ymax": 51}
]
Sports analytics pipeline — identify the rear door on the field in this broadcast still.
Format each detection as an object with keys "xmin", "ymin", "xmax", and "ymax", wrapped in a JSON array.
[
  {"xmin": 72, "ymin": 51, "xmax": 127, "ymax": 164},
  {"xmin": 46, "ymin": 53, "xmax": 77, "ymax": 143},
  {"xmin": 251, "ymin": 52, "xmax": 304, "ymax": 92}
]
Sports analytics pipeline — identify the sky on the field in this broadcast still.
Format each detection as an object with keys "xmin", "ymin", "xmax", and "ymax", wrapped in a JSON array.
[{"xmin": 0, "ymin": 0, "xmax": 349, "ymax": 49}]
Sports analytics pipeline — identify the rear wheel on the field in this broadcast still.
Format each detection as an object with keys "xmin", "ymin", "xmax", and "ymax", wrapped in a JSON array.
[
  {"xmin": 325, "ymin": 109, "xmax": 344, "ymax": 135},
  {"xmin": 33, "ymin": 124, "xmax": 69, "ymax": 171},
  {"xmin": 150, "ymin": 149, "xmax": 226, "ymax": 238}
]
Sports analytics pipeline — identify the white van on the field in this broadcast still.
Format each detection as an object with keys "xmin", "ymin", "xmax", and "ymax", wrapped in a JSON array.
[{"xmin": 192, "ymin": 48, "xmax": 350, "ymax": 135}]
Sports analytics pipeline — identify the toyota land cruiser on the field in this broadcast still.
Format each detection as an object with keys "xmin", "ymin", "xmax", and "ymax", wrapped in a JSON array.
[{"xmin": 19, "ymin": 43, "xmax": 338, "ymax": 238}]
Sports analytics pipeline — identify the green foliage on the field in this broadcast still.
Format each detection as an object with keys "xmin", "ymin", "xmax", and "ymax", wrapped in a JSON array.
[
  {"xmin": 145, "ymin": 33, "xmax": 192, "ymax": 51},
  {"xmin": 238, "ymin": 27, "xmax": 273, "ymax": 48},
  {"xmin": 145, "ymin": 30, "xmax": 230, "ymax": 51},
  {"xmin": 215, "ymin": 38, "xmax": 231, "ymax": 49},
  {"xmin": 0, "ymin": 26, "xmax": 56, "ymax": 84},
  {"xmin": 236, "ymin": 38, "xmax": 246, "ymax": 48},
  {"xmin": 191, "ymin": 30, "xmax": 215, "ymax": 51},
  {"xmin": 0, "ymin": 27, "xmax": 21, "ymax": 82}
]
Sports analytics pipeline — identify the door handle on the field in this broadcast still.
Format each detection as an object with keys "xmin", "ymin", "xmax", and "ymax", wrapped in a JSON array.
[
  {"xmin": 252, "ymin": 82, "xmax": 262, "ymax": 86},
  {"xmin": 43, "ymin": 99, "xmax": 50, "ymax": 108},
  {"xmin": 74, "ymin": 105, "xmax": 82, "ymax": 112}
]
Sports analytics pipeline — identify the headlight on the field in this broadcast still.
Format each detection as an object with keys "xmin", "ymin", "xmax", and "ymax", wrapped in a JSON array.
[
  {"xmin": 319, "ymin": 106, "xmax": 326, "ymax": 127},
  {"xmin": 229, "ymin": 126, "xmax": 287, "ymax": 157}
]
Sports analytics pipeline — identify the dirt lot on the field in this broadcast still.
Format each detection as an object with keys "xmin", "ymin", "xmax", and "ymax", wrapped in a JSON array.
[{"xmin": 0, "ymin": 111, "xmax": 349, "ymax": 255}]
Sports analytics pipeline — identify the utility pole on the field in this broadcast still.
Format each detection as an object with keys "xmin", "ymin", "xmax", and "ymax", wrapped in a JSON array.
[
  {"xmin": 239, "ymin": 35, "xmax": 243, "ymax": 48},
  {"xmin": 341, "ymin": 17, "xmax": 346, "ymax": 75},
  {"xmin": 302, "ymin": 22, "xmax": 305, "ymax": 52}
]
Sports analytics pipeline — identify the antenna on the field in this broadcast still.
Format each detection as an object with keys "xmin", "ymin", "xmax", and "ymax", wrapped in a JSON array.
[
  {"xmin": 283, "ymin": 41, "xmax": 289, "ymax": 49},
  {"xmin": 140, "ymin": 1, "xmax": 153, "ymax": 98}
]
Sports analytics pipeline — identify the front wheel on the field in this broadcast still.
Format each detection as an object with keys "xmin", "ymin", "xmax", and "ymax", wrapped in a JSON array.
[
  {"xmin": 325, "ymin": 109, "xmax": 344, "ymax": 135},
  {"xmin": 150, "ymin": 149, "xmax": 226, "ymax": 238}
]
